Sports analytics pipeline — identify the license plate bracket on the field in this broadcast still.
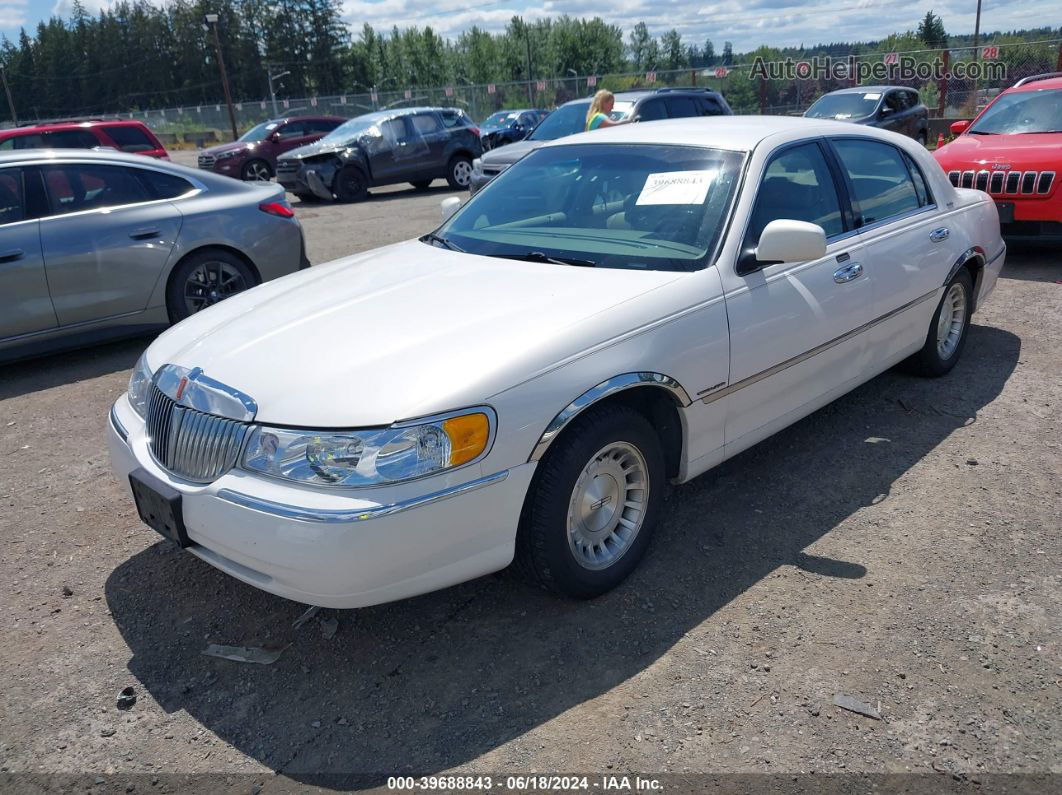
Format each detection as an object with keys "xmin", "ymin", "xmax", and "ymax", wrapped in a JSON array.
[
  {"xmin": 129, "ymin": 469, "xmax": 190, "ymax": 547},
  {"xmin": 995, "ymin": 201, "xmax": 1015, "ymax": 224}
]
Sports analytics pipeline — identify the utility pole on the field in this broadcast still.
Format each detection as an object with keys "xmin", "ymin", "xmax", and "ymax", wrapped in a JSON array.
[
  {"xmin": 267, "ymin": 66, "xmax": 290, "ymax": 117},
  {"xmin": 525, "ymin": 27, "xmax": 534, "ymax": 105},
  {"xmin": 0, "ymin": 66, "xmax": 17, "ymax": 126},
  {"xmin": 972, "ymin": 0, "xmax": 983, "ymax": 58},
  {"xmin": 204, "ymin": 13, "xmax": 239, "ymax": 141}
]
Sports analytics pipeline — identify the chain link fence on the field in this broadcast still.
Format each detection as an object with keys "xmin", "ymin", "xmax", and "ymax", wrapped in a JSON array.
[{"xmin": 43, "ymin": 39, "xmax": 1062, "ymax": 145}]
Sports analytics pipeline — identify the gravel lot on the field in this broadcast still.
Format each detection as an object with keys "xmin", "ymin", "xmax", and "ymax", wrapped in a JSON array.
[{"xmin": 1, "ymin": 155, "xmax": 1059, "ymax": 791}]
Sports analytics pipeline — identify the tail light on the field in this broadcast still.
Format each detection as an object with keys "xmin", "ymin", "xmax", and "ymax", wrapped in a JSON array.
[{"xmin": 259, "ymin": 201, "xmax": 294, "ymax": 218}]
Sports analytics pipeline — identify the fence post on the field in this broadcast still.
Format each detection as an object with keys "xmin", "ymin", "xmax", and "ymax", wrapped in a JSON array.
[
  {"xmin": 758, "ymin": 72, "xmax": 766, "ymax": 114},
  {"xmin": 1057, "ymin": 40, "xmax": 1062, "ymax": 71},
  {"xmin": 691, "ymin": 68, "xmax": 697, "ymax": 87},
  {"xmin": 938, "ymin": 49, "xmax": 949, "ymax": 118}
]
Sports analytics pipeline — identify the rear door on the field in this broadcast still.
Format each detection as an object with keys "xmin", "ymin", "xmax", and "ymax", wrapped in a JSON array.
[
  {"xmin": 35, "ymin": 161, "xmax": 182, "ymax": 326},
  {"xmin": 880, "ymin": 91, "xmax": 906, "ymax": 133},
  {"xmin": 408, "ymin": 112, "xmax": 447, "ymax": 172},
  {"xmin": 0, "ymin": 166, "xmax": 55, "ymax": 339}
]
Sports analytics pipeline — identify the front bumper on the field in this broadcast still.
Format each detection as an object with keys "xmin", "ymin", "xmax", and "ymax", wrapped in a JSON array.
[
  {"xmin": 469, "ymin": 169, "xmax": 502, "ymax": 195},
  {"xmin": 107, "ymin": 396, "xmax": 534, "ymax": 608}
]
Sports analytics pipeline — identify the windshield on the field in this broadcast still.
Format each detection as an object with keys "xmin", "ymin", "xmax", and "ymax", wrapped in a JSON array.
[
  {"xmin": 434, "ymin": 143, "xmax": 744, "ymax": 272},
  {"xmin": 239, "ymin": 120, "xmax": 279, "ymax": 142},
  {"xmin": 484, "ymin": 111, "xmax": 519, "ymax": 127},
  {"xmin": 969, "ymin": 89, "xmax": 1062, "ymax": 134},
  {"xmin": 528, "ymin": 101, "xmax": 630, "ymax": 141},
  {"xmin": 805, "ymin": 92, "xmax": 882, "ymax": 119},
  {"xmin": 320, "ymin": 117, "xmax": 381, "ymax": 144}
]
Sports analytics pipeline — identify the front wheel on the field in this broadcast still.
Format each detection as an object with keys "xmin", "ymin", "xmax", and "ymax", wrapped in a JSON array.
[
  {"xmin": 446, "ymin": 155, "xmax": 474, "ymax": 189},
  {"xmin": 516, "ymin": 404, "xmax": 665, "ymax": 599},
  {"xmin": 904, "ymin": 268, "xmax": 973, "ymax": 377},
  {"xmin": 334, "ymin": 166, "xmax": 368, "ymax": 202},
  {"xmin": 241, "ymin": 159, "xmax": 273, "ymax": 181}
]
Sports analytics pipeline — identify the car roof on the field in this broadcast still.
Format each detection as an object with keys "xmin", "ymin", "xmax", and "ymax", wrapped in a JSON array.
[
  {"xmin": 539, "ymin": 114, "xmax": 909, "ymax": 153},
  {"xmin": 0, "ymin": 147, "xmax": 179, "ymax": 169},
  {"xmin": 1008, "ymin": 74, "xmax": 1062, "ymax": 92},
  {"xmin": 558, "ymin": 88, "xmax": 724, "ymax": 108},
  {"xmin": 0, "ymin": 119, "xmax": 151, "ymax": 135},
  {"xmin": 827, "ymin": 85, "xmax": 911, "ymax": 95}
]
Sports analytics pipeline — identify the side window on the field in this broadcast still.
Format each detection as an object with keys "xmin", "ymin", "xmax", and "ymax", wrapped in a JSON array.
[
  {"xmin": 833, "ymin": 139, "xmax": 922, "ymax": 225},
  {"xmin": 439, "ymin": 110, "xmax": 463, "ymax": 129},
  {"xmin": 11, "ymin": 134, "xmax": 45, "ymax": 150},
  {"xmin": 42, "ymin": 130, "xmax": 101, "ymax": 148},
  {"xmin": 138, "ymin": 169, "xmax": 195, "ymax": 199},
  {"xmin": 696, "ymin": 97, "xmax": 724, "ymax": 116},
  {"xmin": 0, "ymin": 138, "xmax": 13, "ymax": 150},
  {"xmin": 0, "ymin": 168, "xmax": 25, "ymax": 225},
  {"xmin": 411, "ymin": 113, "xmax": 442, "ymax": 134},
  {"xmin": 665, "ymin": 96, "xmax": 698, "ymax": 118},
  {"xmin": 908, "ymin": 90, "xmax": 921, "ymax": 108},
  {"xmin": 901, "ymin": 151, "xmax": 932, "ymax": 207},
  {"xmin": 637, "ymin": 99, "xmax": 668, "ymax": 121},
  {"xmin": 746, "ymin": 142, "xmax": 845, "ymax": 247},
  {"xmin": 102, "ymin": 125, "xmax": 156, "ymax": 153},
  {"xmin": 276, "ymin": 121, "xmax": 307, "ymax": 139},
  {"xmin": 306, "ymin": 119, "xmax": 338, "ymax": 133},
  {"xmin": 378, "ymin": 118, "xmax": 406, "ymax": 148},
  {"xmin": 884, "ymin": 92, "xmax": 904, "ymax": 112},
  {"xmin": 40, "ymin": 163, "xmax": 149, "ymax": 216}
]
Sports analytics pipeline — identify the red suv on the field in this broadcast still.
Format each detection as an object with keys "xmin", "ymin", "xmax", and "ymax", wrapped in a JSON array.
[
  {"xmin": 0, "ymin": 120, "xmax": 169, "ymax": 158},
  {"xmin": 934, "ymin": 72, "xmax": 1061, "ymax": 241},
  {"xmin": 197, "ymin": 116, "xmax": 345, "ymax": 181}
]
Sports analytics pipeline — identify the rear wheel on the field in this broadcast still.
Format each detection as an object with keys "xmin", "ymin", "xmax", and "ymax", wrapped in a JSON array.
[
  {"xmin": 446, "ymin": 155, "xmax": 473, "ymax": 189},
  {"xmin": 410, "ymin": 179, "xmax": 433, "ymax": 191},
  {"xmin": 241, "ymin": 159, "xmax": 273, "ymax": 181},
  {"xmin": 334, "ymin": 166, "xmax": 368, "ymax": 202},
  {"xmin": 904, "ymin": 268, "xmax": 973, "ymax": 377},
  {"xmin": 516, "ymin": 404, "xmax": 665, "ymax": 599},
  {"xmin": 166, "ymin": 250, "xmax": 256, "ymax": 323}
]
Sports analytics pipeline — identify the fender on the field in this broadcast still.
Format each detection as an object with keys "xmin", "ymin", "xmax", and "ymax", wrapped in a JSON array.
[{"xmin": 528, "ymin": 372, "xmax": 692, "ymax": 462}]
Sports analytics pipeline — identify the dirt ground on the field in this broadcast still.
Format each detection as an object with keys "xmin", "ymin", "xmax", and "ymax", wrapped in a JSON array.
[{"xmin": 0, "ymin": 155, "xmax": 1059, "ymax": 792}]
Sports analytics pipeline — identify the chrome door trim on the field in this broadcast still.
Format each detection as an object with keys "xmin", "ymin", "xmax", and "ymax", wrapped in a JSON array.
[
  {"xmin": 700, "ymin": 288, "xmax": 938, "ymax": 405},
  {"xmin": 215, "ymin": 469, "xmax": 510, "ymax": 524},
  {"xmin": 529, "ymin": 372, "xmax": 692, "ymax": 462}
]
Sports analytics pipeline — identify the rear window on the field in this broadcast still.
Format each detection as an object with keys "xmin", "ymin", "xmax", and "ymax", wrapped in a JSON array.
[
  {"xmin": 138, "ymin": 169, "xmax": 195, "ymax": 199},
  {"xmin": 1, "ymin": 129, "xmax": 101, "ymax": 150},
  {"xmin": 440, "ymin": 110, "xmax": 471, "ymax": 129},
  {"xmin": 102, "ymin": 125, "xmax": 157, "ymax": 153}
]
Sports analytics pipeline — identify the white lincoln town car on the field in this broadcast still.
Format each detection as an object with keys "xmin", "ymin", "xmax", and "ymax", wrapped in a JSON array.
[{"xmin": 108, "ymin": 116, "xmax": 1004, "ymax": 608}]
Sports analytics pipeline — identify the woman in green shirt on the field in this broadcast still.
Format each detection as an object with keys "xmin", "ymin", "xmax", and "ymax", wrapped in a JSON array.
[{"xmin": 585, "ymin": 90, "xmax": 625, "ymax": 131}]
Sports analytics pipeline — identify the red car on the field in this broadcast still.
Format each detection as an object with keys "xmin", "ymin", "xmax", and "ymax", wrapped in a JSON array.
[
  {"xmin": 197, "ymin": 116, "xmax": 344, "ymax": 181},
  {"xmin": 0, "ymin": 120, "xmax": 169, "ymax": 159},
  {"xmin": 934, "ymin": 72, "xmax": 1061, "ymax": 242}
]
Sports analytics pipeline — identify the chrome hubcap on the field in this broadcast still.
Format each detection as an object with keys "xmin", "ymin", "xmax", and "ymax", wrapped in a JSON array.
[
  {"xmin": 453, "ymin": 160, "xmax": 473, "ymax": 186},
  {"xmin": 567, "ymin": 442, "xmax": 649, "ymax": 570},
  {"xmin": 936, "ymin": 282, "xmax": 967, "ymax": 359},
  {"xmin": 184, "ymin": 261, "xmax": 247, "ymax": 315}
]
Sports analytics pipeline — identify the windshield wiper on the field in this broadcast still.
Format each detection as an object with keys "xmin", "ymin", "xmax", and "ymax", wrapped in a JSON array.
[
  {"xmin": 420, "ymin": 232, "xmax": 464, "ymax": 252},
  {"xmin": 489, "ymin": 251, "xmax": 596, "ymax": 267}
]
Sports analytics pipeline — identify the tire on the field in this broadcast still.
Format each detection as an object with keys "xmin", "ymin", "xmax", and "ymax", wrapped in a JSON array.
[
  {"xmin": 293, "ymin": 190, "xmax": 316, "ymax": 203},
  {"xmin": 166, "ymin": 249, "xmax": 256, "ymax": 324},
  {"xmin": 333, "ymin": 165, "xmax": 368, "ymax": 202},
  {"xmin": 516, "ymin": 403, "xmax": 666, "ymax": 599},
  {"xmin": 410, "ymin": 179, "xmax": 433, "ymax": 191},
  {"xmin": 240, "ymin": 159, "xmax": 273, "ymax": 181},
  {"xmin": 446, "ymin": 155, "xmax": 474, "ymax": 189},
  {"xmin": 904, "ymin": 268, "xmax": 973, "ymax": 377}
]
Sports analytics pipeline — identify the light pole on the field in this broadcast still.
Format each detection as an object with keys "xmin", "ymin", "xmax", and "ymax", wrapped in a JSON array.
[
  {"xmin": 267, "ymin": 66, "xmax": 289, "ymax": 117},
  {"xmin": 204, "ymin": 13, "xmax": 239, "ymax": 141}
]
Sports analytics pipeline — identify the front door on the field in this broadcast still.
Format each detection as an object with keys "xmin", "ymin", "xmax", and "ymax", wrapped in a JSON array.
[
  {"xmin": 719, "ymin": 140, "xmax": 876, "ymax": 452},
  {"xmin": 36, "ymin": 162, "xmax": 181, "ymax": 326},
  {"xmin": 0, "ymin": 167, "xmax": 55, "ymax": 339}
]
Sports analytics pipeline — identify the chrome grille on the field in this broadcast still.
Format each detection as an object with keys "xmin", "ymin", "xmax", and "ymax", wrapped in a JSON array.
[
  {"xmin": 147, "ymin": 384, "xmax": 248, "ymax": 482},
  {"xmin": 952, "ymin": 168, "xmax": 1055, "ymax": 196},
  {"xmin": 197, "ymin": 153, "xmax": 216, "ymax": 169},
  {"xmin": 276, "ymin": 160, "xmax": 299, "ymax": 176},
  {"xmin": 975, "ymin": 170, "xmax": 990, "ymax": 191},
  {"xmin": 947, "ymin": 170, "xmax": 960, "ymax": 187}
]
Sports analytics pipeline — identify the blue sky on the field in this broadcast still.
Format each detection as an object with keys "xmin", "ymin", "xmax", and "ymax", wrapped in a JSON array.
[{"xmin": 5, "ymin": 1, "xmax": 1059, "ymax": 52}]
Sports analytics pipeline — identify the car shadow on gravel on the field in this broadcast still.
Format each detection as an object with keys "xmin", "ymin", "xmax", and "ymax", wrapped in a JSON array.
[
  {"xmin": 105, "ymin": 324, "xmax": 1019, "ymax": 788},
  {"xmin": 997, "ymin": 249, "xmax": 1062, "ymax": 283},
  {"xmin": 0, "ymin": 334, "xmax": 152, "ymax": 401}
]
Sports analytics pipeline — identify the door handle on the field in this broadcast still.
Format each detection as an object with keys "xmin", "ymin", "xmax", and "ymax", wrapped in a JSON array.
[
  {"xmin": 929, "ymin": 227, "xmax": 950, "ymax": 242},
  {"xmin": 0, "ymin": 248, "xmax": 24, "ymax": 263},
  {"xmin": 129, "ymin": 228, "xmax": 161, "ymax": 240},
  {"xmin": 833, "ymin": 261, "xmax": 863, "ymax": 283}
]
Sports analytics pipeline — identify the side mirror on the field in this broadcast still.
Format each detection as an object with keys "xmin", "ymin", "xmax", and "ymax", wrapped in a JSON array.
[
  {"xmin": 879, "ymin": 105, "xmax": 894, "ymax": 116},
  {"xmin": 440, "ymin": 196, "xmax": 463, "ymax": 221},
  {"xmin": 753, "ymin": 219, "xmax": 827, "ymax": 266},
  {"xmin": 268, "ymin": 131, "xmax": 281, "ymax": 142},
  {"xmin": 949, "ymin": 120, "xmax": 970, "ymax": 135}
]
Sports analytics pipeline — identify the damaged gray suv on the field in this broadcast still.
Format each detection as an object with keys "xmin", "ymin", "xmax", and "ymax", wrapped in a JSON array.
[{"xmin": 276, "ymin": 107, "xmax": 482, "ymax": 202}]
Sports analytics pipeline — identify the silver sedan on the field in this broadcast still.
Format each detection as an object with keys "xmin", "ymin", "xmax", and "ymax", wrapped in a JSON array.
[{"xmin": 0, "ymin": 149, "xmax": 308, "ymax": 363}]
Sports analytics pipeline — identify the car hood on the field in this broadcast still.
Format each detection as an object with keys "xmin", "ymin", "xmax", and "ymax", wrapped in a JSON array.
[
  {"xmin": 145, "ymin": 240, "xmax": 685, "ymax": 427},
  {"xmin": 204, "ymin": 141, "xmax": 251, "ymax": 156},
  {"xmin": 934, "ymin": 133, "xmax": 1062, "ymax": 169},
  {"xmin": 279, "ymin": 138, "xmax": 348, "ymax": 161},
  {"xmin": 481, "ymin": 138, "xmax": 541, "ymax": 167}
]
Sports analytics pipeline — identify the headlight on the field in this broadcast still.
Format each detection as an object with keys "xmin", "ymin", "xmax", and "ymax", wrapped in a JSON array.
[
  {"xmin": 472, "ymin": 157, "xmax": 483, "ymax": 176},
  {"xmin": 241, "ymin": 409, "xmax": 493, "ymax": 488},
  {"xmin": 127, "ymin": 353, "xmax": 154, "ymax": 419},
  {"xmin": 215, "ymin": 149, "xmax": 241, "ymax": 160}
]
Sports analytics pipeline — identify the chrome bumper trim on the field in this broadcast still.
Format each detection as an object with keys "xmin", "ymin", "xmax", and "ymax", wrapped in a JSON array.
[
  {"xmin": 109, "ymin": 403, "xmax": 129, "ymax": 442},
  {"xmin": 215, "ymin": 469, "xmax": 510, "ymax": 524}
]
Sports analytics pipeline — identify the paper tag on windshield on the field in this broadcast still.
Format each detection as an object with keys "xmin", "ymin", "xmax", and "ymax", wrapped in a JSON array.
[
  {"xmin": 863, "ymin": 92, "xmax": 882, "ymax": 100},
  {"xmin": 636, "ymin": 170, "xmax": 714, "ymax": 206}
]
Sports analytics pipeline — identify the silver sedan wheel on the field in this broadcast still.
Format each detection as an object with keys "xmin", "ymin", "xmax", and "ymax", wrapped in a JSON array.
[
  {"xmin": 936, "ymin": 282, "xmax": 967, "ymax": 359},
  {"xmin": 244, "ymin": 161, "xmax": 272, "ymax": 181},
  {"xmin": 452, "ymin": 160, "xmax": 473, "ymax": 187},
  {"xmin": 567, "ymin": 442, "xmax": 649, "ymax": 571},
  {"xmin": 184, "ymin": 260, "xmax": 249, "ymax": 315}
]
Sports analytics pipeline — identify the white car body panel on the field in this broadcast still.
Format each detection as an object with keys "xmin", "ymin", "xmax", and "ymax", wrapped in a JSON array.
[{"xmin": 108, "ymin": 116, "xmax": 1006, "ymax": 608}]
